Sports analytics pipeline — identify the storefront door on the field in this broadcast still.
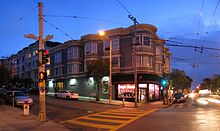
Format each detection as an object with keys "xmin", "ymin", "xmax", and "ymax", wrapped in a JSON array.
[{"xmin": 139, "ymin": 88, "xmax": 146, "ymax": 103}]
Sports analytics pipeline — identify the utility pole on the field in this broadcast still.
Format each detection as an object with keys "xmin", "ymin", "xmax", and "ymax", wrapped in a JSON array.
[
  {"xmin": 109, "ymin": 40, "xmax": 112, "ymax": 104},
  {"xmin": 98, "ymin": 30, "xmax": 113, "ymax": 104},
  {"xmin": 128, "ymin": 15, "xmax": 139, "ymax": 108},
  {"xmin": 25, "ymin": 2, "xmax": 53, "ymax": 122}
]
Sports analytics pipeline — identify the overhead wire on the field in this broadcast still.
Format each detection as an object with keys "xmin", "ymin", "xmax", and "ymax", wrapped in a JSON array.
[
  {"xmin": 43, "ymin": 19, "xmax": 73, "ymax": 40},
  {"xmin": 15, "ymin": 6, "xmax": 38, "ymax": 24},
  {"xmin": 206, "ymin": 0, "xmax": 220, "ymax": 34},
  {"xmin": 44, "ymin": 15, "xmax": 129, "ymax": 26},
  {"xmin": 115, "ymin": 0, "xmax": 134, "ymax": 16}
]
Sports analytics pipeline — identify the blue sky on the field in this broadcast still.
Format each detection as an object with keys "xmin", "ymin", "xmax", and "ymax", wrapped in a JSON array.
[{"xmin": 1, "ymin": 0, "xmax": 220, "ymax": 87}]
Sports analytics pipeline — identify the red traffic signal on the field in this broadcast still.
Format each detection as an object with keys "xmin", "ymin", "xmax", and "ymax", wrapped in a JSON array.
[{"xmin": 42, "ymin": 49, "xmax": 49, "ymax": 64}]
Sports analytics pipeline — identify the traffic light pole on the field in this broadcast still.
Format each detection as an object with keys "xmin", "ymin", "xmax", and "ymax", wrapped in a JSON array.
[
  {"xmin": 38, "ymin": 2, "xmax": 46, "ymax": 122},
  {"xmin": 24, "ymin": 2, "xmax": 53, "ymax": 122}
]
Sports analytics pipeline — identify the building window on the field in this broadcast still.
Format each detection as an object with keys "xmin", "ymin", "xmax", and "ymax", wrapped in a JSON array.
[
  {"xmin": 136, "ymin": 35, "xmax": 141, "ymax": 44},
  {"xmin": 54, "ymin": 51, "xmax": 62, "ymax": 63},
  {"xmin": 104, "ymin": 41, "xmax": 110, "ymax": 51},
  {"xmin": 155, "ymin": 63, "xmax": 162, "ymax": 72},
  {"xmin": 112, "ymin": 39, "xmax": 119, "ymax": 51},
  {"xmin": 55, "ymin": 67, "xmax": 62, "ymax": 76},
  {"xmin": 67, "ymin": 64, "xmax": 80, "ymax": 74},
  {"xmin": 68, "ymin": 47, "xmax": 78, "ymax": 60},
  {"xmin": 142, "ymin": 35, "xmax": 151, "ymax": 46},
  {"xmin": 46, "ymin": 69, "xmax": 50, "ymax": 76},
  {"xmin": 112, "ymin": 57, "xmax": 119, "ymax": 68},
  {"xmin": 136, "ymin": 55, "xmax": 153, "ymax": 67},
  {"xmin": 118, "ymin": 84, "xmax": 135, "ymax": 98},
  {"xmin": 142, "ymin": 55, "xmax": 153, "ymax": 67},
  {"xmin": 104, "ymin": 39, "xmax": 119, "ymax": 52},
  {"xmin": 156, "ymin": 46, "xmax": 162, "ymax": 56},
  {"xmin": 85, "ymin": 43, "xmax": 97, "ymax": 54}
]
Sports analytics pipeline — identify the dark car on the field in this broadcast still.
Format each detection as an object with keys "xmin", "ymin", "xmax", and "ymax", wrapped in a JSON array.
[
  {"xmin": 172, "ymin": 93, "xmax": 186, "ymax": 104},
  {"xmin": 1, "ymin": 91, "xmax": 33, "ymax": 106}
]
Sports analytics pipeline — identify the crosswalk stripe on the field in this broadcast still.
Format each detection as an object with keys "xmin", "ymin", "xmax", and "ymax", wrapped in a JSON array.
[
  {"xmin": 78, "ymin": 117, "xmax": 127, "ymax": 123},
  {"xmin": 110, "ymin": 109, "xmax": 158, "ymax": 131},
  {"xmin": 94, "ymin": 114, "xmax": 134, "ymax": 119},
  {"xmin": 101, "ymin": 112, "xmax": 139, "ymax": 116},
  {"xmin": 61, "ymin": 108, "xmax": 158, "ymax": 130},
  {"xmin": 65, "ymin": 120, "xmax": 115, "ymax": 129},
  {"xmin": 108, "ymin": 110, "xmax": 146, "ymax": 114}
]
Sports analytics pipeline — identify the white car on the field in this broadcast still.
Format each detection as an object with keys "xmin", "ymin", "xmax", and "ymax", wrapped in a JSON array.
[{"xmin": 56, "ymin": 90, "xmax": 79, "ymax": 100}]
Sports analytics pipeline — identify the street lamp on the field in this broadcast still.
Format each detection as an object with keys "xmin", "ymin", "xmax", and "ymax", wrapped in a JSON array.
[{"xmin": 98, "ymin": 30, "xmax": 112, "ymax": 104}]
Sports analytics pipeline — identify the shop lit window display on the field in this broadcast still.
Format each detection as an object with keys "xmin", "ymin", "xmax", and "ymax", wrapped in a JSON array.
[{"xmin": 118, "ymin": 84, "xmax": 135, "ymax": 98}]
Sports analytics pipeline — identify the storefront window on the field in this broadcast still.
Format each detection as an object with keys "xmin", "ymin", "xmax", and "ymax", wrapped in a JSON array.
[
  {"xmin": 155, "ymin": 85, "xmax": 160, "ymax": 99},
  {"xmin": 118, "ymin": 84, "xmax": 135, "ymax": 98},
  {"xmin": 149, "ymin": 84, "xmax": 155, "ymax": 100},
  {"xmin": 149, "ymin": 84, "xmax": 160, "ymax": 101}
]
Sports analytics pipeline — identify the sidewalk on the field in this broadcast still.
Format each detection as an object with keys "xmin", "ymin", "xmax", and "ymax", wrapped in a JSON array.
[
  {"xmin": 79, "ymin": 96, "xmax": 170, "ymax": 109},
  {"xmin": 0, "ymin": 105, "xmax": 70, "ymax": 131},
  {"xmin": 0, "ymin": 97, "xmax": 170, "ymax": 130}
]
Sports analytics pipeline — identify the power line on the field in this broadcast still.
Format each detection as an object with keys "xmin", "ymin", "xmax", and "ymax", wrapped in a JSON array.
[
  {"xmin": 44, "ymin": 15, "xmax": 129, "ymax": 26},
  {"xmin": 206, "ymin": 0, "xmax": 220, "ymax": 34},
  {"xmin": 115, "ymin": 0, "xmax": 133, "ymax": 16},
  {"xmin": 15, "ymin": 6, "xmax": 38, "ymax": 24},
  {"xmin": 166, "ymin": 42, "xmax": 220, "ymax": 51},
  {"xmin": 44, "ymin": 19, "xmax": 73, "ymax": 40},
  {"xmin": 197, "ymin": 0, "xmax": 205, "ymax": 35}
]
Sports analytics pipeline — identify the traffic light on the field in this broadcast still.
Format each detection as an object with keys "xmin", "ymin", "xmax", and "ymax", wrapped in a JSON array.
[
  {"xmin": 161, "ymin": 79, "xmax": 168, "ymax": 87},
  {"xmin": 42, "ymin": 49, "xmax": 49, "ymax": 64},
  {"xmin": 39, "ymin": 72, "xmax": 47, "ymax": 82}
]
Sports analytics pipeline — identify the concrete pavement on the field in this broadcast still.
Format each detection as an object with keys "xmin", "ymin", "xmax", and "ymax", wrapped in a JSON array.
[{"xmin": 0, "ymin": 96, "xmax": 170, "ymax": 131}]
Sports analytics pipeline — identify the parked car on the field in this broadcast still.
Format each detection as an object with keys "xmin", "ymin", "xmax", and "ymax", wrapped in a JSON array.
[
  {"xmin": 172, "ymin": 93, "xmax": 186, "ymax": 104},
  {"xmin": 55, "ymin": 90, "xmax": 79, "ymax": 100},
  {"xmin": 1, "ymin": 91, "xmax": 33, "ymax": 106},
  {"xmin": 29, "ymin": 87, "xmax": 39, "ymax": 95}
]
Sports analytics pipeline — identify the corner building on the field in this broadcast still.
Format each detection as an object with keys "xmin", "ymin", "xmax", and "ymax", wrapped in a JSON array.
[{"xmin": 48, "ymin": 24, "xmax": 171, "ymax": 103}]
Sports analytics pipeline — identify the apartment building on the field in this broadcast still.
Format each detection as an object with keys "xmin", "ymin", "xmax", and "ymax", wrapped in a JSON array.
[
  {"xmin": 12, "ymin": 41, "xmax": 62, "ymax": 88},
  {"xmin": 47, "ymin": 24, "xmax": 171, "ymax": 102}
]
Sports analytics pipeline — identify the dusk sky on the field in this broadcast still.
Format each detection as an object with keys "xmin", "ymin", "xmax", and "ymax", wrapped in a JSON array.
[{"xmin": 1, "ymin": 0, "xmax": 220, "ymax": 87}]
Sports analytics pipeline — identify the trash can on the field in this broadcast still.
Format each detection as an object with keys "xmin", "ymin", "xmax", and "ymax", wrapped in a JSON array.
[{"xmin": 23, "ymin": 101, "xmax": 30, "ymax": 116}]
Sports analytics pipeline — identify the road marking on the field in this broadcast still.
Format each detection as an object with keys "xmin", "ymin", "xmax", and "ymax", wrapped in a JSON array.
[
  {"xmin": 61, "ymin": 108, "xmax": 158, "ymax": 130},
  {"xmin": 65, "ymin": 120, "xmax": 116, "ymax": 129},
  {"xmin": 79, "ymin": 117, "xmax": 127, "ymax": 123},
  {"xmin": 110, "ymin": 109, "xmax": 158, "ymax": 131},
  {"xmin": 94, "ymin": 114, "xmax": 134, "ymax": 119}
]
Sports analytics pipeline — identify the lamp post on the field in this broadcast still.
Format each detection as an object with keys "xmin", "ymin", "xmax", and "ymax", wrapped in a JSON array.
[{"xmin": 98, "ymin": 30, "xmax": 112, "ymax": 104}]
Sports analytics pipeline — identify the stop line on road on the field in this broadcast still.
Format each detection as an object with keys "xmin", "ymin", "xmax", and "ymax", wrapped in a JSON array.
[{"xmin": 60, "ymin": 108, "xmax": 157, "ymax": 130}]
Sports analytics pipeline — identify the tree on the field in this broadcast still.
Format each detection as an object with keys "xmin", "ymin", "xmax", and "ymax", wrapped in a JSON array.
[
  {"xmin": 86, "ymin": 58, "xmax": 109, "ymax": 101},
  {"xmin": 170, "ymin": 69, "xmax": 192, "ymax": 90},
  {"xmin": 211, "ymin": 76, "xmax": 220, "ymax": 92},
  {"xmin": 200, "ymin": 78, "xmax": 211, "ymax": 90},
  {"xmin": 0, "ymin": 66, "xmax": 11, "ymax": 88}
]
